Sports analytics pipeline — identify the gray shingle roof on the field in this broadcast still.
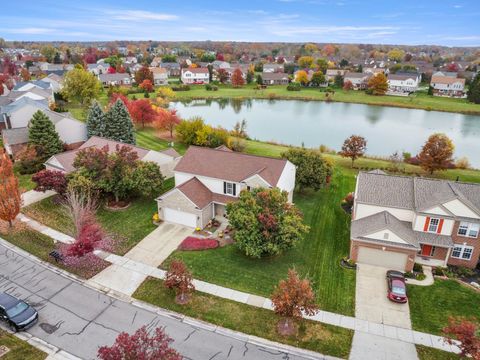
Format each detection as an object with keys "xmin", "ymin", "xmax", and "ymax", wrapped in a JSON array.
[{"xmin": 1, "ymin": 127, "xmax": 28, "ymax": 145}]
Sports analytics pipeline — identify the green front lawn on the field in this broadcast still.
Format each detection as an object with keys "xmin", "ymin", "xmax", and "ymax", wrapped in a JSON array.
[
  {"xmin": 14, "ymin": 168, "xmax": 35, "ymax": 193},
  {"xmin": 133, "ymin": 277, "xmax": 353, "ymax": 358},
  {"xmin": 416, "ymin": 345, "xmax": 460, "ymax": 360},
  {"xmin": 165, "ymin": 167, "xmax": 356, "ymax": 315},
  {"xmin": 0, "ymin": 330, "xmax": 47, "ymax": 360},
  {"xmin": 408, "ymin": 280, "xmax": 480, "ymax": 335}
]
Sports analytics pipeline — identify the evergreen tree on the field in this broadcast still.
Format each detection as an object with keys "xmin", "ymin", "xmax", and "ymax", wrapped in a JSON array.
[
  {"xmin": 467, "ymin": 73, "xmax": 480, "ymax": 104},
  {"xmin": 104, "ymin": 100, "xmax": 136, "ymax": 145},
  {"xmin": 28, "ymin": 110, "xmax": 63, "ymax": 158},
  {"xmin": 86, "ymin": 102, "xmax": 105, "ymax": 138}
]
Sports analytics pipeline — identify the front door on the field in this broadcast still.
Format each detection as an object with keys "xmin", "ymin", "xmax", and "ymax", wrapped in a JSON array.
[{"xmin": 421, "ymin": 244, "xmax": 433, "ymax": 257}]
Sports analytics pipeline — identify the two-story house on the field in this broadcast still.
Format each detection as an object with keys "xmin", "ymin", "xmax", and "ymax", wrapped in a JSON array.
[
  {"xmin": 181, "ymin": 68, "xmax": 209, "ymax": 85},
  {"xmin": 430, "ymin": 73, "xmax": 466, "ymax": 97},
  {"xmin": 387, "ymin": 73, "xmax": 420, "ymax": 94},
  {"xmin": 98, "ymin": 73, "xmax": 132, "ymax": 87},
  {"xmin": 343, "ymin": 72, "xmax": 372, "ymax": 90},
  {"xmin": 350, "ymin": 171, "xmax": 480, "ymax": 271},
  {"xmin": 150, "ymin": 67, "xmax": 169, "ymax": 85},
  {"xmin": 156, "ymin": 146, "xmax": 296, "ymax": 228}
]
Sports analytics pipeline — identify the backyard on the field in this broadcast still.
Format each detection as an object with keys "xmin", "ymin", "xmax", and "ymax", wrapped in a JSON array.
[{"xmin": 408, "ymin": 279, "xmax": 480, "ymax": 335}]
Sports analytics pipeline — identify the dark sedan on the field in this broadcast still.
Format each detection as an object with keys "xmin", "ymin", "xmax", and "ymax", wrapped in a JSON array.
[
  {"xmin": 0, "ymin": 293, "xmax": 38, "ymax": 332},
  {"xmin": 386, "ymin": 270, "xmax": 408, "ymax": 303}
]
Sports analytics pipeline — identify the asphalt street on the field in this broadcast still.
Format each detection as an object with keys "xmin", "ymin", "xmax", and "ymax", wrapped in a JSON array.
[{"xmin": 0, "ymin": 242, "xmax": 321, "ymax": 360}]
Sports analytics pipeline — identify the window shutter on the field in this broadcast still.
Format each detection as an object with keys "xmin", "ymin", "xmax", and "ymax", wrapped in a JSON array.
[
  {"xmin": 223, "ymin": 182, "xmax": 227, "ymax": 194},
  {"xmin": 423, "ymin": 217, "xmax": 430, "ymax": 232},
  {"xmin": 233, "ymin": 184, "xmax": 236, "ymax": 196},
  {"xmin": 437, "ymin": 219, "xmax": 444, "ymax": 234}
]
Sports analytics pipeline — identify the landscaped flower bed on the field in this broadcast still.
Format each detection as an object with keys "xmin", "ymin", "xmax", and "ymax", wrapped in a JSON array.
[{"xmin": 178, "ymin": 237, "xmax": 219, "ymax": 251}]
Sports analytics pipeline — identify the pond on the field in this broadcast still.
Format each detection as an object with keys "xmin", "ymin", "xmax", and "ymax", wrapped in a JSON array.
[{"xmin": 170, "ymin": 99, "xmax": 480, "ymax": 168}]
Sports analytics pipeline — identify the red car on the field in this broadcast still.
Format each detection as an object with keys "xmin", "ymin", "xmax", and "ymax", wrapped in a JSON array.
[{"xmin": 386, "ymin": 270, "xmax": 408, "ymax": 303}]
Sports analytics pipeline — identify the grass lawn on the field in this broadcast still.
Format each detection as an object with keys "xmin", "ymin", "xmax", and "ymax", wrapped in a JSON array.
[
  {"xmin": 22, "ymin": 178, "xmax": 174, "ymax": 256},
  {"xmin": 0, "ymin": 330, "xmax": 47, "ymax": 360},
  {"xmin": 133, "ymin": 277, "xmax": 353, "ymax": 358},
  {"xmin": 408, "ymin": 280, "xmax": 480, "ymax": 335},
  {"xmin": 0, "ymin": 225, "xmax": 108, "ymax": 279},
  {"xmin": 416, "ymin": 345, "xmax": 460, "ymax": 360},
  {"xmin": 168, "ymin": 84, "xmax": 480, "ymax": 115},
  {"xmin": 165, "ymin": 167, "xmax": 357, "ymax": 315},
  {"xmin": 14, "ymin": 168, "xmax": 35, "ymax": 193}
]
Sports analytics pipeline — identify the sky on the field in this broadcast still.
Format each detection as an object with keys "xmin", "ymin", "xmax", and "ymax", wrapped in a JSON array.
[{"xmin": 1, "ymin": 0, "xmax": 479, "ymax": 46}]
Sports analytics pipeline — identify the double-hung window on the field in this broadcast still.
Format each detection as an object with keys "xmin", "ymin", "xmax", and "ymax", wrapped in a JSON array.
[
  {"xmin": 457, "ymin": 222, "xmax": 480, "ymax": 238},
  {"xmin": 451, "ymin": 244, "xmax": 474, "ymax": 260},
  {"xmin": 224, "ymin": 182, "xmax": 236, "ymax": 196},
  {"xmin": 428, "ymin": 218, "xmax": 440, "ymax": 233}
]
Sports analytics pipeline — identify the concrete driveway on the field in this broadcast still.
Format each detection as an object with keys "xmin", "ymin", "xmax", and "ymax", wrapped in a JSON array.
[
  {"xmin": 355, "ymin": 263, "xmax": 412, "ymax": 329},
  {"xmin": 88, "ymin": 222, "xmax": 193, "ymax": 295}
]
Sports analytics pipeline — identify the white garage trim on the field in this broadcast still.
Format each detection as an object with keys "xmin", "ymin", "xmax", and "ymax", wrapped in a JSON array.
[
  {"xmin": 163, "ymin": 208, "xmax": 197, "ymax": 228},
  {"xmin": 357, "ymin": 247, "xmax": 408, "ymax": 271}
]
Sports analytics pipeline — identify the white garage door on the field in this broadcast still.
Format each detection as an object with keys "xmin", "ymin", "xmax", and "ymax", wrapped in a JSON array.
[
  {"xmin": 163, "ymin": 208, "xmax": 197, "ymax": 228},
  {"xmin": 357, "ymin": 247, "xmax": 408, "ymax": 271}
]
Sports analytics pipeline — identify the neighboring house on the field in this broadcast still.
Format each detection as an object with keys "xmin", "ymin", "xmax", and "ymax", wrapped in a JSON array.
[
  {"xmin": 37, "ymin": 63, "xmax": 74, "ymax": 72},
  {"xmin": 363, "ymin": 67, "xmax": 386, "ymax": 75},
  {"xmin": 387, "ymin": 73, "xmax": 420, "ymax": 94},
  {"xmin": 150, "ymin": 67, "xmax": 168, "ymax": 85},
  {"xmin": 1, "ymin": 127, "xmax": 29, "ymax": 156},
  {"xmin": 261, "ymin": 72, "xmax": 290, "ymax": 85},
  {"xmin": 13, "ymin": 80, "xmax": 52, "ymax": 92},
  {"xmin": 343, "ymin": 72, "xmax": 372, "ymax": 90},
  {"xmin": 7, "ymin": 87, "xmax": 54, "ymax": 103},
  {"xmin": 326, "ymin": 69, "xmax": 347, "ymax": 82},
  {"xmin": 212, "ymin": 61, "xmax": 231, "ymax": 70},
  {"xmin": 44, "ymin": 136, "xmax": 181, "ymax": 178},
  {"xmin": 181, "ymin": 68, "xmax": 209, "ymax": 84},
  {"xmin": 41, "ymin": 73, "xmax": 63, "ymax": 92},
  {"xmin": 350, "ymin": 171, "xmax": 480, "ymax": 272},
  {"xmin": 430, "ymin": 74, "xmax": 466, "ymax": 97},
  {"xmin": 156, "ymin": 146, "xmax": 296, "ymax": 228},
  {"xmin": 160, "ymin": 63, "xmax": 181, "ymax": 77},
  {"xmin": 0, "ymin": 97, "xmax": 51, "ymax": 129},
  {"xmin": 87, "ymin": 63, "xmax": 109, "ymax": 75},
  {"xmin": 263, "ymin": 64, "xmax": 284, "ymax": 73},
  {"xmin": 98, "ymin": 73, "xmax": 132, "ymax": 87},
  {"xmin": 150, "ymin": 57, "xmax": 162, "ymax": 67}
]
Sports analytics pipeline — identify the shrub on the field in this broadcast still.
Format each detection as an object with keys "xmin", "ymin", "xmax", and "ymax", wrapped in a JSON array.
[
  {"xmin": 402, "ymin": 152, "xmax": 412, "ymax": 162},
  {"xmin": 205, "ymin": 84, "xmax": 218, "ymax": 91},
  {"xmin": 404, "ymin": 271, "xmax": 414, "ymax": 278},
  {"xmin": 15, "ymin": 146, "xmax": 44, "ymax": 174},
  {"xmin": 416, "ymin": 273, "xmax": 427, "ymax": 281},
  {"xmin": 32, "ymin": 170, "xmax": 68, "ymax": 195},
  {"xmin": 456, "ymin": 157, "xmax": 471, "ymax": 170},
  {"xmin": 286, "ymin": 82, "xmax": 301, "ymax": 91},
  {"xmin": 178, "ymin": 237, "xmax": 219, "ymax": 251},
  {"xmin": 434, "ymin": 266, "xmax": 447, "ymax": 276},
  {"xmin": 227, "ymin": 137, "xmax": 246, "ymax": 152},
  {"xmin": 171, "ymin": 84, "xmax": 190, "ymax": 91},
  {"xmin": 413, "ymin": 263, "xmax": 424, "ymax": 273}
]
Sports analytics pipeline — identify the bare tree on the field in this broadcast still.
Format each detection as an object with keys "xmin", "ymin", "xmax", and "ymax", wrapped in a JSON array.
[{"xmin": 62, "ymin": 189, "xmax": 98, "ymax": 238}]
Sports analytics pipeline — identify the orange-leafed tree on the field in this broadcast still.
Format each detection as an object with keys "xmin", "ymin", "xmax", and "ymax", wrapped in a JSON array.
[
  {"xmin": 417, "ymin": 133, "xmax": 455, "ymax": 174},
  {"xmin": 271, "ymin": 269, "xmax": 318, "ymax": 336},
  {"xmin": 340, "ymin": 135, "xmax": 367, "ymax": 167},
  {"xmin": 367, "ymin": 73, "xmax": 388, "ymax": 95},
  {"xmin": 128, "ymin": 99, "xmax": 158, "ymax": 128},
  {"xmin": 164, "ymin": 260, "xmax": 195, "ymax": 304},
  {"xmin": 20, "ymin": 68, "xmax": 31, "ymax": 81},
  {"xmin": 156, "ymin": 108, "xmax": 181, "ymax": 138},
  {"xmin": 0, "ymin": 149, "xmax": 22, "ymax": 227},
  {"xmin": 139, "ymin": 79, "xmax": 154, "ymax": 93},
  {"xmin": 443, "ymin": 317, "xmax": 480, "ymax": 359},
  {"xmin": 231, "ymin": 68, "xmax": 245, "ymax": 88},
  {"xmin": 295, "ymin": 70, "xmax": 309, "ymax": 86}
]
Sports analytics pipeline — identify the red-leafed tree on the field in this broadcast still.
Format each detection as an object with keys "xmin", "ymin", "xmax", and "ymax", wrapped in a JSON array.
[
  {"xmin": 32, "ymin": 170, "xmax": 68, "ymax": 195},
  {"xmin": 109, "ymin": 93, "xmax": 130, "ymax": 108},
  {"xmin": 231, "ymin": 68, "xmax": 245, "ymax": 88},
  {"xmin": 271, "ymin": 269, "xmax": 318, "ymax": 336},
  {"xmin": 340, "ymin": 135, "xmax": 367, "ymax": 167},
  {"xmin": 134, "ymin": 65, "xmax": 154, "ymax": 85},
  {"xmin": 156, "ymin": 109, "xmax": 181, "ymax": 138},
  {"xmin": 139, "ymin": 79, "xmax": 154, "ymax": 93},
  {"xmin": 216, "ymin": 68, "xmax": 228, "ymax": 83},
  {"xmin": 0, "ymin": 149, "xmax": 22, "ymax": 227},
  {"xmin": 98, "ymin": 326, "xmax": 181, "ymax": 360},
  {"xmin": 216, "ymin": 53, "xmax": 224, "ymax": 61},
  {"xmin": 446, "ymin": 63, "xmax": 459, "ymax": 72},
  {"xmin": 165, "ymin": 260, "xmax": 195, "ymax": 304},
  {"xmin": 343, "ymin": 80, "xmax": 353, "ymax": 91},
  {"xmin": 128, "ymin": 99, "xmax": 157, "ymax": 128},
  {"xmin": 443, "ymin": 317, "xmax": 480, "ymax": 359},
  {"xmin": 66, "ymin": 220, "xmax": 104, "ymax": 257},
  {"xmin": 107, "ymin": 66, "xmax": 116, "ymax": 74}
]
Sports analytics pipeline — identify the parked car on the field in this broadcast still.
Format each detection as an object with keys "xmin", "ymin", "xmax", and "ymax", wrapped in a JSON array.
[
  {"xmin": 0, "ymin": 293, "xmax": 38, "ymax": 332},
  {"xmin": 386, "ymin": 270, "xmax": 408, "ymax": 303}
]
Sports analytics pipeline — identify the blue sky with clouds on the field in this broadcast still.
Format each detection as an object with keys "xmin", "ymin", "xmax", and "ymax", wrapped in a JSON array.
[{"xmin": 1, "ymin": 0, "xmax": 479, "ymax": 46}]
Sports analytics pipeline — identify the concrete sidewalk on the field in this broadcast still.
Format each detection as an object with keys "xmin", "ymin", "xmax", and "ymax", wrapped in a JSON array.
[{"xmin": 21, "ymin": 190, "xmax": 56, "ymax": 208}]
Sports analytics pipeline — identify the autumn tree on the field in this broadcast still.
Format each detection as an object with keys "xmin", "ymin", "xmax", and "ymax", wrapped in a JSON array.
[
  {"xmin": 282, "ymin": 148, "xmax": 333, "ymax": 191},
  {"xmin": 271, "ymin": 269, "xmax": 318, "ymax": 336},
  {"xmin": 388, "ymin": 48, "xmax": 405, "ymax": 62},
  {"xmin": 367, "ymin": 73, "xmax": 388, "ymax": 95},
  {"xmin": 139, "ymin": 79, "xmax": 154, "ymax": 93},
  {"xmin": 28, "ymin": 110, "xmax": 64, "ymax": 159},
  {"xmin": 32, "ymin": 170, "xmax": 67, "ymax": 195},
  {"xmin": 343, "ymin": 80, "xmax": 353, "ymax": 91},
  {"xmin": 20, "ymin": 68, "xmax": 31, "ymax": 81},
  {"xmin": 316, "ymin": 58, "xmax": 328, "ymax": 74},
  {"xmin": 156, "ymin": 109, "xmax": 181, "ymax": 138},
  {"xmin": 128, "ymin": 99, "xmax": 157, "ymax": 128},
  {"xmin": 340, "ymin": 135, "xmax": 367, "ymax": 167},
  {"xmin": 310, "ymin": 71, "xmax": 326, "ymax": 87},
  {"xmin": 165, "ymin": 260, "xmax": 195, "ymax": 304},
  {"xmin": 216, "ymin": 68, "xmax": 228, "ymax": 83},
  {"xmin": 98, "ymin": 326, "xmax": 181, "ymax": 360},
  {"xmin": 295, "ymin": 70, "xmax": 309, "ymax": 86},
  {"xmin": 0, "ymin": 150, "xmax": 21, "ymax": 227},
  {"xmin": 298, "ymin": 56, "xmax": 314, "ymax": 69},
  {"xmin": 322, "ymin": 44, "xmax": 337, "ymax": 57},
  {"xmin": 227, "ymin": 188, "xmax": 309, "ymax": 258},
  {"xmin": 134, "ymin": 65, "xmax": 154, "ymax": 85},
  {"xmin": 417, "ymin": 133, "xmax": 455, "ymax": 174},
  {"xmin": 62, "ymin": 65, "xmax": 101, "ymax": 105},
  {"xmin": 231, "ymin": 68, "xmax": 245, "ymax": 88},
  {"xmin": 443, "ymin": 318, "xmax": 480, "ymax": 359}
]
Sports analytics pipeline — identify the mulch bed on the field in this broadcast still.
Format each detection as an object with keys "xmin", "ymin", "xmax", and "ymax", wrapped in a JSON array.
[{"xmin": 104, "ymin": 200, "xmax": 131, "ymax": 211}]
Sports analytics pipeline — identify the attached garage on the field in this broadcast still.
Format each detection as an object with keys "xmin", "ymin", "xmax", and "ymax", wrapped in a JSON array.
[
  {"xmin": 163, "ymin": 208, "xmax": 197, "ymax": 228},
  {"xmin": 357, "ymin": 247, "xmax": 408, "ymax": 271}
]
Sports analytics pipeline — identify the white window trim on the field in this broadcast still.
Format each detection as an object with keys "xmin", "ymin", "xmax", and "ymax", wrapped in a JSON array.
[
  {"xmin": 427, "ymin": 218, "xmax": 440, "ymax": 233},
  {"xmin": 225, "ymin": 182, "xmax": 234, "ymax": 195},
  {"xmin": 457, "ymin": 222, "xmax": 479, "ymax": 238},
  {"xmin": 451, "ymin": 244, "xmax": 474, "ymax": 260}
]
